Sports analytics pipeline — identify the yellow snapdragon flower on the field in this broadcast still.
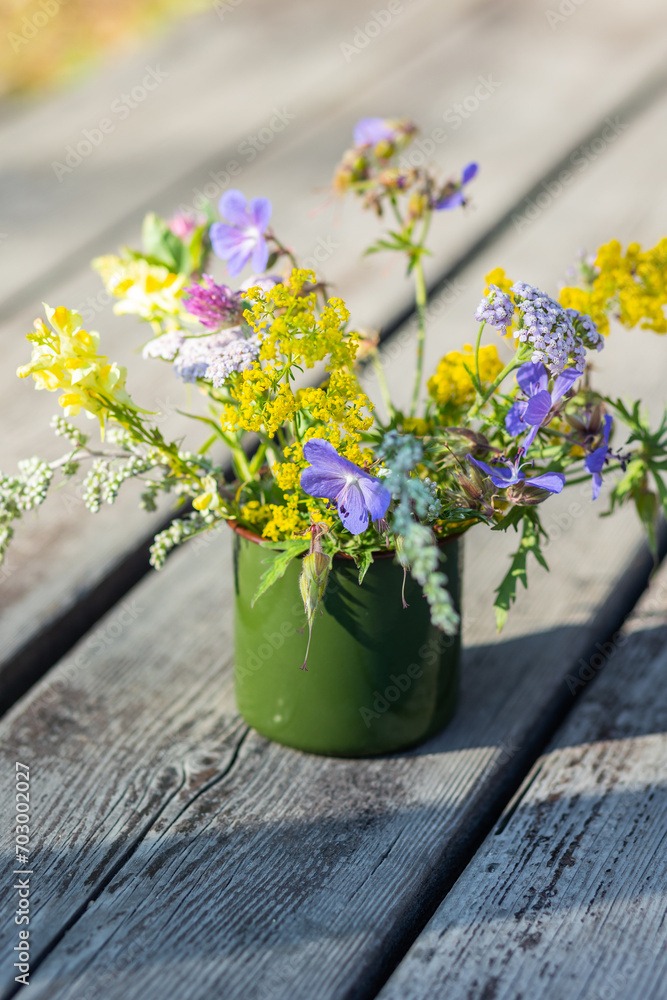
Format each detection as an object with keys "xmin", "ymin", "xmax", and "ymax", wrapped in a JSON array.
[
  {"xmin": 428, "ymin": 343, "xmax": 503, "ymax": 408},
  {"xmin": 17, "ymin": 305, "xmax": 138, "ymax": 431},
  {"xmin": 92, "ymin": 255, "xmax": 188, "ymax": 323}
]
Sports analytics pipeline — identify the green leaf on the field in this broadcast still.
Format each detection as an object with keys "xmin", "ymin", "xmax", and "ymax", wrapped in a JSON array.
[
  {"xmin": 355, "ymin": 549, "xmax": 374, "ymax": 585},
  {"xmin": 493, "ymin": 515, "xmax": 549, "ymax": 631},
  {"xmin": 141, "ymin": 212, "xmax": 184, "ymax": 272},
  {"xmin": 251, "ymin": 539, "xmax": 309, "ymax": 607},
  {"xmin": 635, "ymin": 489, "xmax": 658, "ymax": 557}
]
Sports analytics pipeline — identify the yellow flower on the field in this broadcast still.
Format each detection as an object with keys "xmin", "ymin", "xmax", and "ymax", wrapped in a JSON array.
[
  {"xmin": 484, "ymin": 267, "xmax": 513, "ymax": 295},
  {"xmin": 17, "ymin": 305, "xmax": 138, "ymax": 431},
  {"xmin": 559, "ymin": 238, "xmax": 667, "ymax": 335},
  {"xmin": 428, "ymin": 343, "xmax": 503, "ymax": 408},
  {"xmin": 92, "ymin": 255, "xmax": 187, "ymax": 323},
  {"xmin": 402, "ymin": 417, "xmax": 430, "ymax": 436},
  {"xmin": 192, "ymin": 475, "xmax": 221, "ymax": 511}
]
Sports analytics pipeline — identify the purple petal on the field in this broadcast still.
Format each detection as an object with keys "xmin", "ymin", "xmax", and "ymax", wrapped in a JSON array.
[
  {"xmin": 525, "ymin": 471, "xmax": 565, "ymax": 494},
  {"xmin": 249, "ymin": 197, "xmax": 272, "ymax": 232},
  {"xmin": 462, "ymin": 162, "xmax": 479, "ymax": 184},
  {"xmin": 225, "ymin": 243, "xmax": 253, "ymax": 277},
  {"xmin": 336, "ymin": 481, "xmax": 369, "ymax": 534},
  {"xmin": 353, "ymin": 117, "xmax": 394, "ymax": 147},
  {"xmin": 303, "ymin": 438, "xmax": 360, "ymax": 477},
  {"xmin": 602, "ymin": 413, "xmax": 613, "ymax": 445},
  {"xmin": 250, "ymin": 235, "xmax": 269, "ymax": 274},
  {"xmin": 210, "ymin": 223, "xmax": 247, "ymax": 257},
  {"xmin": 435, "ymin": 190, "xmax": 465, "ymax": 211},
  {"xmin": 584, "ymin": 442, "xmax": 608, "ymax": 476},
  {"xmin": 551, "ymin": 367, "xmax": 580, "ymax": 403},
  {"xmin": 468, "ymin": 456, "xmax": 501, "ymax": 479},
  {"xmin": 516, "ymin": 361, "xmax": 548, "ymax": 395},
  {"xmin": 300, "ymin": 467, "xmax": 344, "ymax": 502},
  {"xmin": 469, "ymin": 456, "xmax": 520, "ymax": 486},
  {"xmin": 522, "ymin": 425, "xmax": 540, "ymax": 450},
  {"xmin": 524, "ymin": 389, "xmax": 553, "ymax": 426},
  {"xmin": 505, "ymin": 401, "xmax": 528, "ymax": 436},
  {"xmin": 591, "ymin": 472, "xmax": 603, "ymax": 501},
  {"xmin": 358, "ymin": 477, "xmax": 391, "ymax": 522},
  {"xmin": 218, "ymin": 189, "xmax": 250, "ymax": 227}
]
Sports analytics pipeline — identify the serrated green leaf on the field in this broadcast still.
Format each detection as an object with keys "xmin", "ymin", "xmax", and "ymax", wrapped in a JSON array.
[
  {"xmin": 493, "ymin": 515, "xmax": 549, "ymax": 632},
  {"xmin": 355, "ymin": 549, "xmax": 374, "ymax": 585},
  {"xmin": 251, "ymin": 539, "xmax": 309, "ymax": 607}
]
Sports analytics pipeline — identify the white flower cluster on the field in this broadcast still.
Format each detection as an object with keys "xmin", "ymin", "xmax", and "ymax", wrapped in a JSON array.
[
  {"xmin": 143, "ymin": 327, "xmax": 260, "ymax": 386},
  {"xmin": 50, "ymin": 415, "xmax": 88, "ymax": 448},
  {"xmin": 82, "ymin": 454, "xmax": 158, "ymax": 513},
  {"xmin": 149, "ymin": 509, "xmax": 218, "ymax": 569},
  {"xmin": 511, "ymin": 281, "xmax": 603, "ymax": 374},
  {"xmin": 0, "ymin": 458, "xmax": 54, "ymax": 564}
]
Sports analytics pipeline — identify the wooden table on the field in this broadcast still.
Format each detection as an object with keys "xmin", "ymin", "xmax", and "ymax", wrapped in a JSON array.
[{"xmin": 0, "ymin": 2, "xmax": 666, "ymax": 997}]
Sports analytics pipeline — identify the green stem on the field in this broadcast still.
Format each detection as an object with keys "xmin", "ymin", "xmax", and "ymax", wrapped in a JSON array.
[
  {"xmin": 467, "ymin": 349, "xmax": 531, "ymax": 422},
  {"xmin": 473, "ymin": 321, "xmax": 485, "ymax": 390},
  {"xmin": 372, "ymin": 350, "xmax": 395, "ymax": 419},
  {"xmin": 410, "ymin": 256, "xmax": 428, "ymax": 417},
  {"xmin": 231, "ymin": 447, "xmax": 253, "ymax": 484}
]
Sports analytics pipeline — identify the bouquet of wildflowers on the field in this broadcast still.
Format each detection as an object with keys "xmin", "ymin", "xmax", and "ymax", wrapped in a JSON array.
[{"xmin": 3, "ymin": 116, "xmax": 667, "ymax": 655}]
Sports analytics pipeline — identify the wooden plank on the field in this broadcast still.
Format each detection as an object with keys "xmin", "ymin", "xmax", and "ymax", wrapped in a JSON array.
[
  {"xmin": 0, "ymin": 507, "xmax": 655, "ymax": 1000},
  {"xmin": 1, "ymin": 85, "xmax": 667, "ymax": 996},
  {"xmin": 376, "ymin": 571, "xmax": 667, "ymax": 1000},
  {"xmin": 2, "ymin": 0, "xmax": 667, "ymax": 707}
]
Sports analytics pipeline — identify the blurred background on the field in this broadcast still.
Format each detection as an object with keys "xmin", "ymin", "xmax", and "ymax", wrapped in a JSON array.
[{"xmin": 0, "ymin": 0, "xmax": 666, "ymax": 691}]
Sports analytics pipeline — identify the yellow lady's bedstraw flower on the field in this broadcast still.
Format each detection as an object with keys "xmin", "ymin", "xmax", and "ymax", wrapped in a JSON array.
[
  {"xmin": 17, "ymin": 305, "xmax": 138, "ymax": 430},
  {"xmin": 559, "ymin": 238, "xmax": 667, "ymax": 336}
]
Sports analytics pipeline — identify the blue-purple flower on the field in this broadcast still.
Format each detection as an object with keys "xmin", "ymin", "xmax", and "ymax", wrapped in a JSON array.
[
  {"xmin": 210, "ymin": 190, "xmax": 272, "ymax": 277},
  {"xmin": 584, "ymin": 414, "xmax": 612, "ymax": 500},
  {"xmin": 354, "ymin": 117, "xmax": 397, "ymax": 148},
  {"xmin": 352, "ymin": 117, "xmax": 415, "ymax": 151},
  {"xmin": 182, "ymin": 275, "xmax": 242, "ymax": 329},
  {"xmin": 469, "ymin": 454, "xmax": 565, "ymax": 496},
  {"xmin": 506, "ymin": 361, "xmax": 581, "ymax": 448},
  {"xmin": 435, "ymin": 162, "xmax": 479, "ymax": 210},
  {"xmin": 300, "ymin": 439, "xmax": 391, "ymax": 535}
]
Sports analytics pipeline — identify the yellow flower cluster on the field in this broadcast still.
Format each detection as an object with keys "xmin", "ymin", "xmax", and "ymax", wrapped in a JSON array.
[
  {"xmin": 224, "ymin": 271, "xmax": 376, "ymax": 542},
  {"xmin": 559, "ymin": 238, "xmax": 667, "ymax": 336},
  {"xmin": 92, "ymin": 255, "xmax": 188, "ymax": 324},
  {"xmin": 17, "ymin": 305, "xmax": 137, "ymax": 429},
  {"xmin": 427, "ymin": 343, "xmax": 504, "ymax": 408},
  {"xmin": 245, "ymin": 269, "xmax": 359, "ymax": 371}
]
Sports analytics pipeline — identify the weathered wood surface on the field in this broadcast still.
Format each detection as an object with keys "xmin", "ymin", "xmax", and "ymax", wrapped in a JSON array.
[
  {"xmin": 2, "ymin": 0, "xmax": 667, "ymax": 704},
  {"xmin": 0, "ymin": 499, "xmax": 654, "ymax": 1000},
  {"xmin": 0, "ymin": 18, "xmax": 666, "ymax": 997},
  {"xmin": 377, "ymin": 570, "xmax": 667, "ymax": 1000}
]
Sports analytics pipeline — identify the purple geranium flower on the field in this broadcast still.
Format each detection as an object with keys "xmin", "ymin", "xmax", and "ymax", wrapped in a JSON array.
[
  {"xmin": 300, "ymin": 439, "xmax": 391, "ymax": 535},
  {"xmin": 584, "ymin": 414, "xmax": 612, "ymax": 500},
  {"xmin": 353, "ymin": 117, "xmax": 397, "ymax": 148},
  {"xmin": 182, "ymin": 275, "xmax": 242, "ymax": 329},
  {"xmin": 435, "ymin": 162, "xmax": 479, "ymax": 210},
  {"xmin": 210, "ymin": 190, "xmax": 272, "ymax": 277},
  {"xmin": 469, "ymin": 454, "xmax": 565, "ymax": 495},
  {"xmin": 506, "ymin": 361, "xmax": 580, "ymax": 448}
]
